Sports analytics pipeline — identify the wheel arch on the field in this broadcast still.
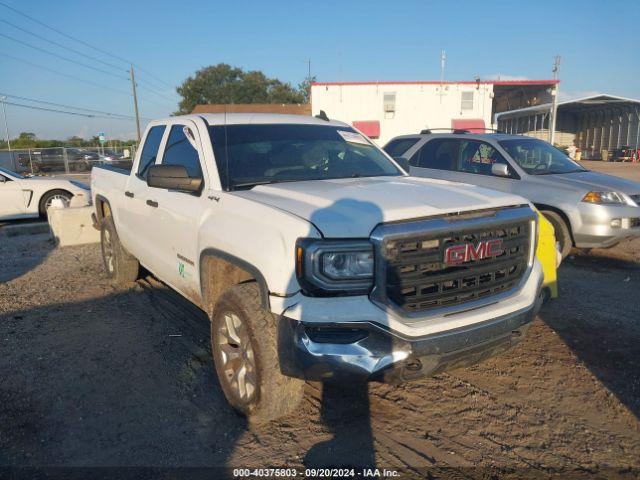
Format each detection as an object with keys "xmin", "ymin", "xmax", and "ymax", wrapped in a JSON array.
[
  {"xmin": 93, "ymin": 194, "xmax": 112, "ymax": 223},
  {"xmin": 199, "ymin": 248, "xmax": 270, "ymax": 315},
  {"xmin": 534, "ymin": 203, "xmax": 575, "ymax": 245},
  {"xmin": 38, "ymin": 188, "xmax": 74, "ymax": 215}
]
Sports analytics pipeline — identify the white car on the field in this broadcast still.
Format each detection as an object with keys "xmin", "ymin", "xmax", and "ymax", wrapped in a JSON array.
[{"xmin": 0, "ymin": 167, "xmax": 90, "ymax": 220}]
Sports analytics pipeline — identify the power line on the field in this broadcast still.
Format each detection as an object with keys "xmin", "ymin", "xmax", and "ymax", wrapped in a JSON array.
[
  {"xmin": 136, "ymin": 83, "xmax": 178, "ymax": 104},
  {"xmin": 0, "ymin": 1, "xmax": 174, "ymax": 89},
  {"xmin": 0, "ymin": 51, "xmax": 132, "ymax": 96},
  {"xmin": 0, "ymin": 92, "xmax": 151, "ymax": 121},
  {"xmin": 0, "ymin": 19, "xmax": 125, "ymax": 72},
  {"xmin": 0, "ymin": 32, "xmax": 129, "ymax": 81},
  {"xmin": 1, "ymin": 18, "xmax": 177, "ymax": 102},
  {"xmin": 2, "ymin": 100, "xmax": 140, "ymax": 121}
]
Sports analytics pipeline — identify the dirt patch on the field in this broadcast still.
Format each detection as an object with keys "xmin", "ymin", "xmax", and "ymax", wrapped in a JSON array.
[{"xmin": 0, "ymin": 234, "xmax": 639, "ymax": 477}]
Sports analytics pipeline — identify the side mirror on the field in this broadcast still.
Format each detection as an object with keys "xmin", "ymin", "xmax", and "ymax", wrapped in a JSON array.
[
  {"xmin": 491, "ymin": 163, "xmax": 511, "ymax": 177},
  {"xmin": 394, "ymin": 157, "xmax": 411, "ymax": 172},
  {"xmin": 147, "ymin": 164, "xmax": 202, "ymax": 192}
]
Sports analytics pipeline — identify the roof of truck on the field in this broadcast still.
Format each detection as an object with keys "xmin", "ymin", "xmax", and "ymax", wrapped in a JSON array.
[{"xmin": 162, "ymin": 113, "xmax": 349, "ymax": 128}]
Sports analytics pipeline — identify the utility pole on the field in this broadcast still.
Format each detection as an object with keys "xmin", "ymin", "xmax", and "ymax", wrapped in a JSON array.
[
  {"xmin": 0, "ymin": 96, "xmax": 11, "ymax": 151},
  {"xmin": 130, "ymin": 64, "xmax": 141, "ymax": 144},
  {"xmin": 307, "ymin": 58, "xmax": 311, "ymax": 81},
  {"xmin": 549, "ymin": 55, "xmax": 561, "ymax": 145},
  {"xmin": 440, "ymin": 50, "xmax": 446, "ymax": 84}
]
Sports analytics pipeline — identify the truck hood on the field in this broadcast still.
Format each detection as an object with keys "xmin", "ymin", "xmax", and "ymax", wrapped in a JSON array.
[
  {"xmin": 539, "ymin": 170, "xmax": 640, "ymax": 195},
  {"xmin": 233, "ymin": 176, "xmax": 528, "ymax": 237}
]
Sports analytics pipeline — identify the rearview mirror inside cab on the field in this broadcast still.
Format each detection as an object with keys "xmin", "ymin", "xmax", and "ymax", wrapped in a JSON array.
[
  {"xmin": 491, "ymin": 163, "xmax": 511, "ymax": 178},
  {"xmin": 147, "ymin": 164, "xmax": 202, "ymax": 192}
]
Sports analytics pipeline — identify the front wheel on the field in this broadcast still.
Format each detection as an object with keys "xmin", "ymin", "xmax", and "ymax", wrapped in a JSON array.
[
  {"xmin": 541, "ymin": 210, "xmax": 572, "ymax": 259},
  {"xmin": 211, "ymin": 283, "xmax": 304, "ymax": 424},
  {"xmin": 100, "ymin": 216, "xmax": 139, "ymax": 284}
]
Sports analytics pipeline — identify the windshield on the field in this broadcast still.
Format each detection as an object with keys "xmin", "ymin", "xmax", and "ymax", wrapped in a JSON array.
[
  {"xmin": 499, "ymin": 138, "xmax": 586, "ymax": 175},
  {"xmin": 0, "ymin": 166, "xmax": 24, "ymax": 179},
  {"xmin": 209, "ymin": 124, "xmax": 402, "ymax": 190}
]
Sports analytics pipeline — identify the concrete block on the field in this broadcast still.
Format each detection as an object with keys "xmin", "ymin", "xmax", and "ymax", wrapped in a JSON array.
[{"xmin": 47, "ymin": 206, "xmax": 99, "ymax": 246}]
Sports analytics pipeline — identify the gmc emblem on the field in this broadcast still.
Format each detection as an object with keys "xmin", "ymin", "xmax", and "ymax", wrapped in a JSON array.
[{"xmin": 444, "ymin": 239, "xmax": 504, "ymax": 265}]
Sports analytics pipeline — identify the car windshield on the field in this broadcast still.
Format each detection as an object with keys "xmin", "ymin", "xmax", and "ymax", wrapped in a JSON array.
[
  {"xmin": 498, "ymin": 138, "xmax": 586, "ymax": 175},
  {"xmin": 0, "ymin": 166, "xmax": 24, "ymax": 179},
  {"xmin": 209, "ymin": 124, "xmax": 402, "ymax": 190}
]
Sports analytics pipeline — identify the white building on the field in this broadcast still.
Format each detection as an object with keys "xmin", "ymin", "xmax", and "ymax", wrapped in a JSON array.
[{"xmin": 311, "ymin": 79, "xmax": 557, "ymax": 145}]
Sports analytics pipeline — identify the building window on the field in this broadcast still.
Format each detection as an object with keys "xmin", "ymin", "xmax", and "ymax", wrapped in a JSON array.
[
  {"xmin": 383, "ymin": 92, "xmax": 396, "ymax": 119},
  {"xmin": 461, "ymin": 91, "xmax": 474, "ymax": 110}
]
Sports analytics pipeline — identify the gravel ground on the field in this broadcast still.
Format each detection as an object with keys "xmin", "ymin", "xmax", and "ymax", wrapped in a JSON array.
[{"xmin": 0, "ymin": 231, "xmax": 639, "ymax": 479}]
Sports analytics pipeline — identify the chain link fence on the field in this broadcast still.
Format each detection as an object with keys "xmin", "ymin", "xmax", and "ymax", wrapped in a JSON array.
[{"xmin": 0, "ymin": 145, "xmax": 136, "ymax": 176}]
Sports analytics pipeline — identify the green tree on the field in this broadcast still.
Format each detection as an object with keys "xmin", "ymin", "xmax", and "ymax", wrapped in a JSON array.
[
  {"xmin": 13, "ymin": 132, "xmax": 37, "ymax": 148},
  {"xmin": 297, "ymin": 75, "xmax": 316, "ymax": 104},
  {"xmin": 175, "ymin": 63, "xmax": 306, "ymax": 114}
]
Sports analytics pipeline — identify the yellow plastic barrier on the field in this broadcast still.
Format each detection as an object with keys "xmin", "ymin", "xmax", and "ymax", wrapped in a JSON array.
[{"xmin": 535, "ymin": 209, "xmax": 559, "ymax": 298}]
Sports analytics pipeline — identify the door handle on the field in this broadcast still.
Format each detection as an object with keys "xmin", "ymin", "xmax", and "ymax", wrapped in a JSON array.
[
  {"xmin": 124, "ymin": 191, "xmax": 134, "ymax": 198},
  {"xmin": 146, "ymin": 199, "xmax": 158, "ymax": 208}
]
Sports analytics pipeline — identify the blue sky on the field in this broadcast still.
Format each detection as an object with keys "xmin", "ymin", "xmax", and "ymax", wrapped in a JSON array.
[{"xmin": 1, "ymin": 0, "xmax": 638, "ymax": 140}]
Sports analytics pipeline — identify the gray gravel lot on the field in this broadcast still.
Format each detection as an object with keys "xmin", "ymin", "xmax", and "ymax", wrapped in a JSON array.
[{"xmin": 0, "ymin": 235, "xmax": 638, "ymax": 478}]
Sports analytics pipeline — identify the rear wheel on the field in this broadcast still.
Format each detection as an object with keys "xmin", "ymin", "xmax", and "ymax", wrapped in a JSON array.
[
  {"xmin": 39, "ymin": 189, "xmax": 72, "ymax": 217},
  {"xmin": 211, "ymin": 283, "xmax": 304, "ymax": 424},
  {"xmin": 541, "ymin": 210, "xmax": 572, "ymax": 259},
  {"xmin": 100, "ymin": 215, "xmax": 139, "ymax": 284}
]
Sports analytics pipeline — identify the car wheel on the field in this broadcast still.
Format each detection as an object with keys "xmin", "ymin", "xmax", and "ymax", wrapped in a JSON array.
[
  {"xmin": 39, "ymin": 189, "xmax": 72, "ymax": 217},
  {"xmin": 100, "ymin": 215, "xmax": 139, "ymax": 284},
  {"xmin": 541, "ymin": 210, "xmax": 572, "ymax": 259},
  {"xmin": 211, "ymin": 283, "xmax": 304, "ymax": 424}
]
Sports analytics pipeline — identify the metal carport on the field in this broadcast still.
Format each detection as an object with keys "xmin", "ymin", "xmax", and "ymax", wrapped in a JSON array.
[{"xmin": 495, "ymin": 94, "xmax": 640, "ymax": 159}]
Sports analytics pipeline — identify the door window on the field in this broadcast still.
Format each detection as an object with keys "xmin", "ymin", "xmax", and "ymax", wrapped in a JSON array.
[
  {"xmin": 416, "ymin": 139, "xmax": 459, "ymax": 170},
  {"xmin": 456, "ymin": 140, "xmax": 511, "ymax": 176},
  {"xmin": 161, "ymin": 125, "xmax": 203, "ymax": 178},
  {"xmin": 137, "ymin": 125, "xmax": 166, "ymax": 179},
  {"xmin": 384, "ymin": 138, "xmax": 420, "ymax": 158}
]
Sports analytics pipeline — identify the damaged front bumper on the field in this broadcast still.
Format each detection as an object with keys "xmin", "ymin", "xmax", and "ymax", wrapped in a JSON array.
[{"xmin": 279, "ymin": 292, "xmax": 543, "ymax": 383}]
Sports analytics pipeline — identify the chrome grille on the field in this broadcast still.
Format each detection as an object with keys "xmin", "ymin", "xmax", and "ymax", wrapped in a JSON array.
[{"xmin": 372, "ymin": 206, "xmax": 534, "ymax": 315}]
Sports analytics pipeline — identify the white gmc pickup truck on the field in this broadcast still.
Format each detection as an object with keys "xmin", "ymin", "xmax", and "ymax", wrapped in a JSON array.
[{"xmin": 92, "ymin": 113, "xmax": 544, "ymax": 423}]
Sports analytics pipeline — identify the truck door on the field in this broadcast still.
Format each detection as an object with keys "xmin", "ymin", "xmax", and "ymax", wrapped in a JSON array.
[
  {"xmin": 116, "ymin": 124, "xmax": 167, "ymax": 267},
  {"xmin": 143, "ymin": 120, "xmax": 210, "ymax": 300}
]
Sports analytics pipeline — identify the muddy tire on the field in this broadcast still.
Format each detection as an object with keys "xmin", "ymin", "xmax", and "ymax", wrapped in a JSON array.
[
  {"xmin": 39, "ymin": 189, "xmax": 72, "ymax": 217},
  {"xmin": 100, "ymin": 216, "xmax": 139, "ymax": 284},
  {"xmin": 211, "ymin": 283, "xmax": 304, "ymax": 424},
  {"xmin": 541, "ymin": 210, "xmax": 572, "ymax": 259}
]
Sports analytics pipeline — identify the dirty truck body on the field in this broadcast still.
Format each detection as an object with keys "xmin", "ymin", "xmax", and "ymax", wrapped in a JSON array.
[{"xmin": 91, "ymin": 114, "xmax": 543, "ymax": 422}]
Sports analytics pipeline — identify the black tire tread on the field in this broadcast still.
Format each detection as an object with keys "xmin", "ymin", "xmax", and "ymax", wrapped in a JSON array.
[
  {"xmin": 211, "ymin": 283, "xmax": 304, "ymax": 424},
  {"xmin": 100, "ymin": 216, "xmax": 139, "ymax": 284}
]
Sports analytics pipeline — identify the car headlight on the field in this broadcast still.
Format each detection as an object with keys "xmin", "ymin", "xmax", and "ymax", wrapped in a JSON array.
[
  {"xmin": 581, "ymin": 191, "xmax": 625, "ymax": 205},
  {"xmin": 296, "ymin": 239, "xmax": 374, "ymax": 295}
]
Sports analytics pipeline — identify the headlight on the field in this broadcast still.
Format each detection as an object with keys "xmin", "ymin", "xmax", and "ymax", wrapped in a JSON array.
[
  {"xmin": 582, "ymin": 191, "xmax": 625, "ymax": 205},
  {"xmin": 296, "ymin": 239, "xmax": 374, "ymax": 295}
]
